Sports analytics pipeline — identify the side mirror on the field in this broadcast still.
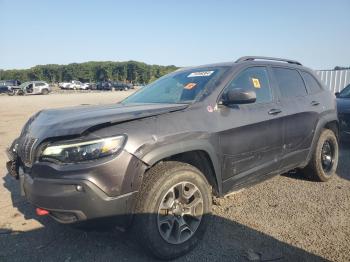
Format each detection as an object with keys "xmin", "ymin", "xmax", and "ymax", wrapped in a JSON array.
[
  {"xmin": 335, "ymin": 92, "xmax": 340, "ymax": 97},
  {"xmin": 222, "ymin": 88, "xmax": 256, "ymax": 105}
]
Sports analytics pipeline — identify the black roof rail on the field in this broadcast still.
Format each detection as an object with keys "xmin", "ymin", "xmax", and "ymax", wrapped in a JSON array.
[{"xmin": 235, "ymin": 56, "xmax": 302, "ymax": 66}]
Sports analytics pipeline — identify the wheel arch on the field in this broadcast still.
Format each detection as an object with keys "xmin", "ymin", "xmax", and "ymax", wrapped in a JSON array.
[
  {"xmin": 41, "ymin": 88, "xmax": 49, "ymax": 94},
  {"xmin": 324, "ymin": 120, "xmax": 339, "ymax": 140},
  {"xmin": 141, "ymin": 142, "xmax": 222, "ymax": 195},
  {"xmin": 304, "ymin": 114, "xmax": 339, "ymax": 167}
]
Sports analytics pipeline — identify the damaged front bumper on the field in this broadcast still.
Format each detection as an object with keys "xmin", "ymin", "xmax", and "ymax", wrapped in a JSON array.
[
  {"xmin": 19, "ymin": 171, "xmax": 138, "ymax": 224},
  {"xmin": 6, "ymin": 147, "xmax": 146, "ymax": 227},
  {"xmin": 6, "ymin": 146, "xmax": 19, "ymax": 179}
]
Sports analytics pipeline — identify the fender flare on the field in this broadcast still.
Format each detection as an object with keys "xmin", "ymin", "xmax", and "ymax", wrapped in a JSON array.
[
  {"xmin": 140, "ymin": 139, "xmax": 222, "ymax": 194},
  {"xmin": 303, "ymin": 112, "xmax": 339, "ymax": 166}
]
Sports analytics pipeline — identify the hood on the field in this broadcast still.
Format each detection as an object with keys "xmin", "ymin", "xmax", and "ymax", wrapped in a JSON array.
[
  {"xmin": 337, "ymin": 98, "xmax": 350, "ymax": 113},
  {"xmin": 23, "ymin": 103, "xmax": 188, "ymax": 140}
]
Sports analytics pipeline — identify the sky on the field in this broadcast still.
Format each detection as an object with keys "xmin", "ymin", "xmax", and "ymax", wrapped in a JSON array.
[{"xmin": 0, "ymin": 0, "xmax": 349, "ymax": 70}]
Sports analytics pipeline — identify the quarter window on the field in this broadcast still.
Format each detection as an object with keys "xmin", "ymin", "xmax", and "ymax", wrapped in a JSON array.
[
  {"xmin": 225, "ymin": 67, "xmax": 272, "ymax": 103},
  {"xmin": 301, "ymin": 71, "xmax": 322, "ymax": 94},
  {"xmin": 272, "ymin": 67, "xmax": 307, "ymax": 98}
]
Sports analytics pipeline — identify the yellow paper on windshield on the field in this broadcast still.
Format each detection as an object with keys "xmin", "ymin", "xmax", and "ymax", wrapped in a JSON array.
[{"xmin": 252, "ymin": 78, "xmax": 261, "ymax": 88}]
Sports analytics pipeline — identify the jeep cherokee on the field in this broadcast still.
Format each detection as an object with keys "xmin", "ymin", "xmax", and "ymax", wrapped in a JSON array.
[{"xmin": 6, "ymin": 56, "xmax": 339, "ymax": 259}]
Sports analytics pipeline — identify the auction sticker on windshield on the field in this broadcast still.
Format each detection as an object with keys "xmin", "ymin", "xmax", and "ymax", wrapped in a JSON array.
[
  {"xmin": 184, "ymin": 83, "xmax": 197, "ymax": 89},
  {"xmin": 188, "ymin": 71, "xmax": 214, "ymax": 77}
]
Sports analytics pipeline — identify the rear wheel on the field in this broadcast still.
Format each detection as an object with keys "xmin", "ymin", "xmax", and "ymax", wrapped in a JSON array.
[
  {"xmin": 41, "ymin": 88, "xmax": 49, "ymax": 95},
  {"xmin": 132, "ymin": 161, "xmax": 212, "ymax": 259},
  {"xmin": 303, "ymin": 129, "xmax": 338, "ymax": 181}
]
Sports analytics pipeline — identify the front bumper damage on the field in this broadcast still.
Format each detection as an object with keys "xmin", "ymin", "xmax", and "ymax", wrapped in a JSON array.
[{"xmin": 6, "ymin": 147, "xmax": 146, "ymax": 227}]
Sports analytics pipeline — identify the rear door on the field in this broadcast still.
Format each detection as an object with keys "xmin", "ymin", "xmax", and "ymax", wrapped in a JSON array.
[
  {"xmin": 271, "ymin": 67, "xmax": 318, "ymax": 169},
  {"xmin": 33, "ymin": 82, "xmax": 42, "ymax": 93},
  {"xmin": 218, "ymin": 66, "xmax": 284, "ymax": 191}
]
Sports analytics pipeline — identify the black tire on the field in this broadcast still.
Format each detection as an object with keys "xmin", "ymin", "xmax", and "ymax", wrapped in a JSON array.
[
  {"xmin": 303, "ymin": 129, "xmax": 338, "ymax": 182},
  {"xmin": 41, "ymin": 89, "xmax": 49, "ymax": 95},
  {"xmin": 132, "ymin": 161, "xmax": 212, "ymax": 260},
  {"xmin": 17, "ymin": 90, "xmax": 24, "ymax": 96}
]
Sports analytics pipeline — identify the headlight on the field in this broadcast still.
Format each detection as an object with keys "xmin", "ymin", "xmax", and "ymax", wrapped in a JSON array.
[{"xmin": 40, "ymin": 135, "xmax": 126, "ymax": 163}]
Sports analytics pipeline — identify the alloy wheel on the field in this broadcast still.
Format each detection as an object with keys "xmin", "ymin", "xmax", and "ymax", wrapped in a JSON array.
[{"xmin": 157, "ymin": 181, "xmax": 204, "ymax": 245}]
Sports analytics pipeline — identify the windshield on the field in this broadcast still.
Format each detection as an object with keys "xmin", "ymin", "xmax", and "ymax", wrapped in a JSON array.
[
  {"xmin": 339, "ymin": 84, "xmax": 350, "ymax": 98},
  {"xmin": 122, "ymin": 67, "xmax": 228, "ymax": 104}
]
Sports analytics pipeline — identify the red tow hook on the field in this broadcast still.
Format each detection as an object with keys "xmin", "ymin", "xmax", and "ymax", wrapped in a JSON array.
[{"xmin": 36, "ymin": 208, "xmax": 49, "ymax": 216}]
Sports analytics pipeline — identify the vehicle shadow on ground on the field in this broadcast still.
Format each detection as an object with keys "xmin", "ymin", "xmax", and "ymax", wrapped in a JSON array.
[
  {"xmin": 1, "ymin": 175, "xmax": 326, "ymax": 262},
  {"xmin": 282, "ymin": 145, "xmax": 350, "ymax": 182}
]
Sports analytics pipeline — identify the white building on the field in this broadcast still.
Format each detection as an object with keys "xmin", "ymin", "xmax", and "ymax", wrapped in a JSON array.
[{"xmin": 315, "ymin": 69, "xmax": 350, "ymax": 93}]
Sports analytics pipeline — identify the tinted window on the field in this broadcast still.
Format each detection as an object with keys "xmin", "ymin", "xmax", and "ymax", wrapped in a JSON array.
[
  {"xmin": 301, "ymin": 71, "xmax": 322, "ymax": 94},
  {"xmin": 35, "ymin": 82, "xmax": 45, "ymax": 86},
  {"xmin": 272, "ymin": 68, "xmax": 307, "ymax": 98},
  {"xmin": 225, "ymin": 67, "xmax": 272, "ymax": 103}
]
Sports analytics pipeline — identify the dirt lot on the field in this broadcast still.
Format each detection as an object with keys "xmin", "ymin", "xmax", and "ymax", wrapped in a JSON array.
[{"xmin": 0, "ymin": 92, "xmax": 349, "ymax": 262}]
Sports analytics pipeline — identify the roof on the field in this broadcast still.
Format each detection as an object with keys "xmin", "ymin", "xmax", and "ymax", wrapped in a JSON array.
[{"xmin": 177, "ymin": 56, "xmax": 307, "ymax": 72}]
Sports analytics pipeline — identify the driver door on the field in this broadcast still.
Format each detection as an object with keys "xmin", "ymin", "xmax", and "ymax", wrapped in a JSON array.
[
  {"xmin": 218, "ymin": 66, "xmax": 284, "ymax": 192},
  {"xmin": 25, "ymin": 83, "xmax": 34, "ymax": 93}
]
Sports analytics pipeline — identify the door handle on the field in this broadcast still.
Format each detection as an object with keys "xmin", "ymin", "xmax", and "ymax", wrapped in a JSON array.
[
  {"xmin": 311, "ymin": 101, "xmax": 320, "ymax": 106},
  {"xmin": 268, "ymin": 109, "xmax": 282, "ymax": 115}
]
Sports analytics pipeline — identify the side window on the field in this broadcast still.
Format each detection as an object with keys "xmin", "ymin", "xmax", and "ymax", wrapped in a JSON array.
[
  {"xmin": 35, "ymin": 83, "xmax": 44, "ymax": 87},
  {"xmin": 272, "ymin": 67, "xmax": 307, "ymax": 98},
  {"xmin": 225, "ymin": 67, "xmax": 272, "ymax": 103},
  {"xmin": 301, "ymin": 71, "xmax": 322, "ymax": 94}
]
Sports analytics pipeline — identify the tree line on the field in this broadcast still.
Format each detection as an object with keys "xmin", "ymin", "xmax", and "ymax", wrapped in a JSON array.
[{"xmin": 0, "ymin": 61, "xmax": 178, "ymax": 84}]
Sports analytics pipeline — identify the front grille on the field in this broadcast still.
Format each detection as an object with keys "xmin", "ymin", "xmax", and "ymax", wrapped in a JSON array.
[{"xmin": 18, "ymin": 136, "xmax": 37, "ymax": 166}]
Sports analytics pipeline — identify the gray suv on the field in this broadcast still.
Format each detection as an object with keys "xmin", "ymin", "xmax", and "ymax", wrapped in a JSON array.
[{"xmin": 6, "ymin": 56, "xmax": 339, "ymax": 259}]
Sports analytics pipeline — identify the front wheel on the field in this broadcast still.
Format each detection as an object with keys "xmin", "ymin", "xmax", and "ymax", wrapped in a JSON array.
[
  {"xmin": 41, "ymin": 89, "xmax": 49, "ymax": 95},
  {"xmin": 7, "ymin": 89, "xmax": 15, "ymax": 96},
  {"xmin": 303, "ymin": 129, "xmax": 339, "ymax": 181},
  {"xmin": 132, "ymin": 161, "xmax": 212, "ymax": 260}
]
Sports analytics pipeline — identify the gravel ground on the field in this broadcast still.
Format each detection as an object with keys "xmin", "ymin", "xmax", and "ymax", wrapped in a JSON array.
[{"xmin": 0, "ymin": 92, "xmax": 349, "ymax": 261}]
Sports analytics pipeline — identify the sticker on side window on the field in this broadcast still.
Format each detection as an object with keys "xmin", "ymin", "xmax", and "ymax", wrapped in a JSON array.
[
  {"xmin": 187, "ymin": 71, "xmax": 214, "ymax": 77},
  {"xmin": 251, "ymin": 78, "xmax": 261, "ymax": 88}
]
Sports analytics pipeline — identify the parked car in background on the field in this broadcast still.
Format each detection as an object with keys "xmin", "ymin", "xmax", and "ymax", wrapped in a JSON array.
[
  {"xmin": 67, "ymin": 80, "xmax": 83, "ymax": 90},
  {"xmin": 59, "ymin": 81, "xmax": 86, "ymax": 90},
  {"xmin": 112, "ymin": 82, "xmax": 133, "ymax": 91},
  {"xmin": 336, "ymin": 83, "xmax": 350, "ymax": 139},
  {"xmin": 0, "ymin": 79, "xmax": 21, "ymax": 93},
  {"xmin": 9, "ymin": 81, "xmax": 51, "ymax": 95},
  {"xmin": 59, "ymin": 81, "xmax": 71, "ymax": 89},
  {"xmin": 86, "ymin": 82, "xmax": 97, "ymax": 90},
  {"xmin": 133, "ymin": 83, "xmax": 145, "ymax": 89},
  {"xmin": 81, "ymin": 83, "xmax": 90, "ymax": 90},
  {"xmin": 0, "ymin": 85, "xmax": 9, "ymax": 93},
  {"xmin": 96, "ymin": 81, "xmax": 112, "ymax": 90}
]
